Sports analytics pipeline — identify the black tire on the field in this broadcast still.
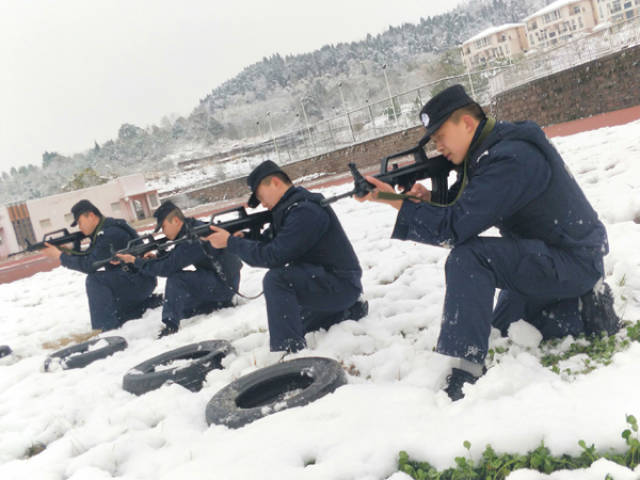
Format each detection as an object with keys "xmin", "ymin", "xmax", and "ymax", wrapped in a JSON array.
[
  {"xmin": 122, "ymin": 340, "xmax": 234, "ymax": 395},
  {"xmin": 205, "ymin": 356, "xmax": 347, "ymax": 429},
  {"xmin": 44, "ymin": 336, "xmax": 127, "ymax": 371},
  {"xmin": 0, "ymin": 345, "xmax": 12, "ymax": 359}
]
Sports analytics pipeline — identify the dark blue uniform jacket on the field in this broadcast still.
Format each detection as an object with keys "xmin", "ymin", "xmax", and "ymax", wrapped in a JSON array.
[
  {"xmin": 134, "ymin": 218, "xmax": 242, "ymax": 288},
  {"xmin": 60, "ymin": 217, "xmax": 140, "ymax": 273},
  {"xmin": 392, "ymin": 120, "xmax": 608, "ymax": 273},
  {"xmin": 227, "ymin": 186, "xmax": 362, "ymax": 290}
]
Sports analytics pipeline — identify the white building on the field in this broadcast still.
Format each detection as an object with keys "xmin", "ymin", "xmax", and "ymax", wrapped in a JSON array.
[
  {"xmin": 524, "ymin": 0, "xmax": 599, "ymax": 49},
  {"xmin": 461, "ymin": 24, "xmax": 528, "ymax": 70},
  {"xmin": 0, "ymin": 174, "xmax": 159, "ymax": 258},
  {"xmin": 593, "ymin": 0, "xmax": 640, "ymax": 23}
]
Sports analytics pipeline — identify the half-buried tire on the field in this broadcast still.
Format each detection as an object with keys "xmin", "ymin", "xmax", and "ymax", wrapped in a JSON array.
[
  {"xmin": 205, "ymin": 356, "xmax": 347, "ymax": 429},
  {"xmin": 44, "ymin": 336, "xmax": 127, "ymax": 371},
  {"xmin": 123, "ymin": 340, "xmax": 233, "ymax": 395},
  {"xmin": 0, "ymin": 345, "xmax": 12, "ymax": 358}
]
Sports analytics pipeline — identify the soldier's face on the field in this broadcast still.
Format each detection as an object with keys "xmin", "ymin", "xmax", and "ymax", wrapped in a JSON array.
[
  {"xmin": 161, "ymin": 216, "xmax": 182, "ymax": 240},
  {"xmin": 431, "ymin": 115, "xmax": 476, "ymax": 165},
  {"xmin": 255, "ymin": 179, "xmax": 283, "ymax": 210},
  {"xmin": 77, "ymin": 212, "xmax": 99, "ymax": 235}
]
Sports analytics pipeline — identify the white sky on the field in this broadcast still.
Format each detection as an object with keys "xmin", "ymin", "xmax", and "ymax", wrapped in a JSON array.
[{"xmin": 0, "ymin": 0, "xmax": 466, "ymax": 173}]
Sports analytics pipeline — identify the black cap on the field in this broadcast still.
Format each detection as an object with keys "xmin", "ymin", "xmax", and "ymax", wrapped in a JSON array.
[
  {"xmin": 153, "ymin": 200, "xmax": 181, "ymax": 232},
  {"xmin": 419, "ymin": 84, "xmax": 478, "ymax": 141},
  {"xmin": 246, "ymin": 160, "xmax": 290, "ymax": 208},
  {"xmin": 70, "ymin": 199, "xmax": 102, "ymax": 227}
]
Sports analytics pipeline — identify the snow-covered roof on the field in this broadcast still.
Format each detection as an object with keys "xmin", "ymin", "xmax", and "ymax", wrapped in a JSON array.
[
  {"xmin": 524, "ymin": 0, "xmax": 581, "ymax": 22},
  {"xmin": 464, "ymin": 23, "xmax": 525, "ymax": 44}
]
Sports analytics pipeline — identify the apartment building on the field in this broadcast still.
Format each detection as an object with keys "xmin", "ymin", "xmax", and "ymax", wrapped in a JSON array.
[
  {"xmin": 593, "ymin": 0, "xmax": 640, "ymax": 23},
  {"xmin": 0, "ymin": 174, "xmax": 159, "ymax": 257},
  {"xmin": 524, "ymin": 0, "xmax": 598, "ymax": 49},
  {"xmin": 461, "ymin": 23, "xmax": 528, "ymax": 70}
]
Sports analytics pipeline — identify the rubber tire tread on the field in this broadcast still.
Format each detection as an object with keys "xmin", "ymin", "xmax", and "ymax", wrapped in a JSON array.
[
  {"xmin": 205, "ymin": 356, "xmax": 346, "ymax": 429},
  {"xmin": 44, "ymin": 336, "xmax": 128, "ymax": 371},
  {"xmin": 122, "ymin": 340, "xmax": 233, "ymax": 395}
]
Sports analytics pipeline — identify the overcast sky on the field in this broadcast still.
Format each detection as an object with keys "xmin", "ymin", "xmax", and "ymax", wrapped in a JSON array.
[{"xmin": 0, "ymin": 0, "xmax": 466, "ymax": 173}]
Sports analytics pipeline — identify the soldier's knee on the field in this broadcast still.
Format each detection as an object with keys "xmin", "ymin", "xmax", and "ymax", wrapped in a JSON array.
[
  {"xmin": 263, "ymin": 267, "xmax": 287, "ymax": 291},
  {"xmin": 445, "ymin": 239, "xmax": 485, "ymax": 274}
]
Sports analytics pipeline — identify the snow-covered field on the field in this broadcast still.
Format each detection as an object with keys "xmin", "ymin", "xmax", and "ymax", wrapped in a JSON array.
[{"xmin": 1, "ymin": 120, "xmax": 640, "ymax": 480}]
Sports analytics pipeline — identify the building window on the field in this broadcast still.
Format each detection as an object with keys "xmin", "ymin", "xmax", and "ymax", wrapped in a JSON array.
[
  {"xmin": 530, "ymin": 21, "xmax": 538, "ymax": 29},
  {"xmin": 573, "ymin": 6, "xmax": 581, "ymax": 14},
  {"xmin": 611, "ymin": 0, "xmax": 622, "ymax": 12},
  {"xmin": 64, "ymin": 213, "xmax": 74, "ymax": 224},
  {"xmin": 40, "ymin": 218, "xmax": 52, "ymax": 229},
  {"xmin": 626, "ymin": 9, "xmax": 634, "ymax": 17},
  {"xmin": 111, "ymin": 201, "xmax": 122, "ymax": 213},
  {"xmin": 624, "ymin": 1, "xmax": 632, "ymax": 8}
]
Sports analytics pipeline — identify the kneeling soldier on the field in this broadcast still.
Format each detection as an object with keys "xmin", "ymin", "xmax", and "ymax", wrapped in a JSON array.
[
  {"xmin": 118, "ymin": 201, "xmax": 242, "ymax": 337},
  {"xmin": 42, "ymin": 200, "xmax": 158, "ymax": 332},
  {"xmin": 206, "ymin": 160, "xmax": 368, "ymax": 353}
]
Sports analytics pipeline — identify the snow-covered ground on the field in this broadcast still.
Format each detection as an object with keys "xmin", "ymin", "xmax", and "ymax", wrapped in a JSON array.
[{"xmin": 1, "ymin": 120, "xmax": 640, "ymax": 479}]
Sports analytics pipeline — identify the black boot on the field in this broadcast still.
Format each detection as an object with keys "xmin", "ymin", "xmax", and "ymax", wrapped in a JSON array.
[
  {"xmin": 581, "ymin": 281, "xmax": 620, "ymax": 337},
  {"xmin": 158, "ymin": 322, "xmax": 179, "ymax": 338},
  {"xmin": 444, "ymin": 368, "xmax": 481, "ymax": 401},
  {"xmin": 346, "ymin": 299, "xmax": 369, "ymax": 321},
  {"xmin": 145, "ymin": 293, "xmax": 165, "ymax": 310}
]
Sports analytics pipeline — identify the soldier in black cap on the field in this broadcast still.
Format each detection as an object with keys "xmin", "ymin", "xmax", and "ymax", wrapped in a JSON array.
[
  {"xmin": 205, "ymin": 160, "xmax": 367, "ymax": 353},
  {"xmin": 41, "ymin": 199, "xmax": 159, "ymax": 332},
  {"xmin": 117, "ymin": 201, "xmax": 242, "ymax": 337},
  {"xmin": 357, "ymin": 84, "xmax": 617, "ymax": 400}
]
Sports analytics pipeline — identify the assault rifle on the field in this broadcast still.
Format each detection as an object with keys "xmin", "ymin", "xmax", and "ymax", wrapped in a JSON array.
[
  {"xmin": 91, "ymin": 206, "xmax": 272, "ymax": 270},
  {"xmin": 322, "ymin": 138, "xmax": 453, "ymax": 206},
  {"xmin": 9, "ymin": 228, "xmax": 86, "ymax": 257},
  {"xmin": 91, "ymin": 233, "xmax": 172, "ymax": 270}
]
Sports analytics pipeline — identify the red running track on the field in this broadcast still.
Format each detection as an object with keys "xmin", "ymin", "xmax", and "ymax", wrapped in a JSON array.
[{"xmin": 2, "ymin": 105, "xmax": 640, "ymax": 285}]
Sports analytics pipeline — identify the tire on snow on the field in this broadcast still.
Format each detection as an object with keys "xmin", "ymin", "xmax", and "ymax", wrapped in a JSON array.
[
  {"xmin": 122, "ymin": 340, "xmax": 234, "ymax": 395},
  {"xmin": 205, "ymin": 356, "xmax": 347, "ymax": 429},
  {"xmin": 0, "ymin": 345, "xmax": 12, "ymax": 358},
  {"xmin": 44, "ymin": 336, "xmax": 127, "ymax": 371}
]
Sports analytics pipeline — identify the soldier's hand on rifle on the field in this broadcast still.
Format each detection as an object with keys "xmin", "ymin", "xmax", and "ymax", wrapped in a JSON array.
[
  {"xmin": 205, "ymin": 225, "xmax": 230, "ymax": 249},
  {"xmin": 115, "ymin": 253, "xmax": 135, "ymax": 264},
  {"xmin": 354, "ymin": 176, "xmax": 404, "ymax": 210},
  {"xmin": 41, "ymin": 242, "xmax": 62, "ymax": 260},
  {"xmin": 143, "ymin": 251, "xmax": 157, "ymax": 259},
  {"xmin": 406, "ymin": 182, "xmax": 431, "ymax": 203}
]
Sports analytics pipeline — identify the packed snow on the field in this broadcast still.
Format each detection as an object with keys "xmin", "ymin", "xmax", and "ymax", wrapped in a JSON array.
[{"xmin": 1, "ymin": 119, "xmax": 640, "ymax": 479}]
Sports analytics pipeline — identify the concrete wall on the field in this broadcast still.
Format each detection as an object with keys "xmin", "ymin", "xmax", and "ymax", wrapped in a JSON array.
[{"xmin": 491, "ymin": 43, "xmax": 640, "ymax": 124}]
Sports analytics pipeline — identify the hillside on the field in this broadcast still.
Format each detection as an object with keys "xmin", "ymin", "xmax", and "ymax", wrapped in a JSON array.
[{"xmin": 0, "ymin": 0, "xmax": 550, "ymax": 204}]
